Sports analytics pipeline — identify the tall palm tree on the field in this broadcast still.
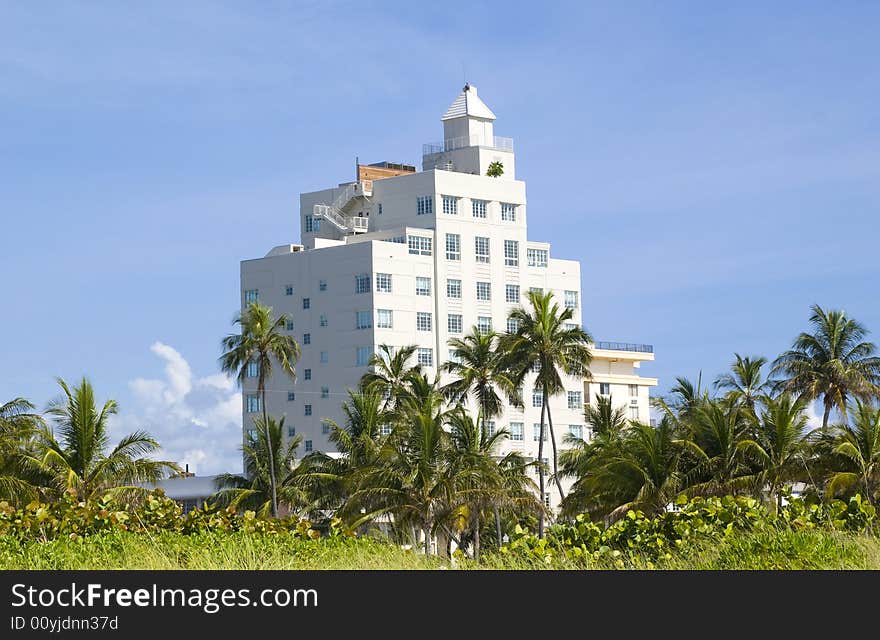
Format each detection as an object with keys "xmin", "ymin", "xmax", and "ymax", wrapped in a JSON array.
[
  {"xmin": 714, "ymin": 354, "xmax": 771, "ymax": 412},
  {"xmin": 220, "ymin": 301, "xmax": 300, "ymax": 518},
  {"xmin": 500, "ymin": 290, "xmax": 593, "ymax": 537},
  {"xmin": 442, "ymin": 328, "xmax": 518, "ymax": 428},
  {"xmin": 36, "ymin": 377, "xmax": 178, "ymax": 502},
  {"xmin": 682, "ymin": 399, "xmax": 753, "ymax": 497},
  {"xmin": 772, "ymin": 304, "xmax": 880, "ymax": 430},
  {"xmin": 0, "ymin": 398, "xmax": 45, "ymax": 505},
  {"xmin": 825, "ymin": 401, "xmax": 880, "ymax": 504},
  {"xmin": 584, "ymin": 394, "xmax": 629, "ymax": 436},
  {"xmin": 361, "ymin": 344, "xmax": 422, "ymax": 410},
  {"xmin": 212, "ymin": 416, "xmax": 308, "ymax": 517}
]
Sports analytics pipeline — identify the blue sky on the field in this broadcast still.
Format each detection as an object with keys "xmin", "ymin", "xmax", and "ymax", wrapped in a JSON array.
[{"xmin": 2, "ymin": 2, "xmax": 878, "ymax": 473}]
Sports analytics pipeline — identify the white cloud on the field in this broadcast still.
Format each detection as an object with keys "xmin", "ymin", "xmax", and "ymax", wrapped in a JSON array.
[
  {"xmin": 804, "ymin": 400, "xmax": 824, "ymax": 431},
  {"xmin": 110, "ymin": 341, "xmax": 242, "ymax": 476}
]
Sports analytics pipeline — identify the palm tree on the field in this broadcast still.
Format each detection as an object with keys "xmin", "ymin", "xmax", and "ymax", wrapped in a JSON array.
[
  {"xmin": 442, "ymin": 328, "xmax": 518, "ymax": 428},
  {"xmin": 825, "ymin": 401, "xmax": 880, "ymax": 504},
  {"xmin": 36, "ymin": 377, "xmax": 178, "ymax": 502},
  {"xmin": 212, "ymin": 416, "xmax": 308, "ymax": 517},
  {"xmin": 584, "ymin": 395, "xmax": 629, "ymax": 436},
  {"xmin": 738, "ymin": 394, "xmax": 810, "ymax": 510},
  {"xmin": 682, "ymin": 400, "xmax": 753, "ymax": 497},
  {"xmin": 500, "ymin": 290, "xmax": 592, "ymax": 537},
  {"xmin": 772, "ymin": 304, "xmax": 880, "ymax": 430},
  {"xmin": 220, "ymin": 301, "xmax": 300, "ymax": 518},
  {"xmin": 660, "ymin": 374, "xmax": 707, "ymax": 419},
  {"xmin": 0, "ymin": 398, "xmax": 45, "ymax": 505},
  {"xmin": 714, "ymin": 354, "xmax": 771, "ymax": 412},
  {"xmin": 361, "ymin": 344, "xmax": 422, "ymax": 411}
]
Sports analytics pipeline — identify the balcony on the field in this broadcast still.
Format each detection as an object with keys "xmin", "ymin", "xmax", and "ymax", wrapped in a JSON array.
[
  {"xmin": 594, "ymin": 341, "xmax": 654, "ymax": 354},
  {"xmin": 422, "ymin": 135, "xmax": 514, "ymax": 155}
]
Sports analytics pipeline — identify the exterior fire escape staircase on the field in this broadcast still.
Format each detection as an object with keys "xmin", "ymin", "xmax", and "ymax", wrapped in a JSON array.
[{"xmin": 312, "ymin": 180, "xmax": 373, "ymax": 234}]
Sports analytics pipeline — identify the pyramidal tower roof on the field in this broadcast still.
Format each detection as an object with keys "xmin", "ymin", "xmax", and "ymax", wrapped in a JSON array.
[{"xmin": 441, "ymin": 83, "xmax": 497, "ymax": 121}]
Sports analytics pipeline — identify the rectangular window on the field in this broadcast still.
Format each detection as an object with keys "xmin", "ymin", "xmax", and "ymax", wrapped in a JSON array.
[
  {"xmin": 567, "ymin": 391, "xmax": 583, "ymax": 409},
  {"xmin": 630, "ymin": 384, "xmax": 639, "ymax": 397},
  {"xmin": 304, "ymin": 440, "xmax": 313, "ymax": 453},
  {"xmin": 304, "ymin": 215, "xmax": 320, "ymax": 233},
  {"xmin": 319, "ymin": 314, "xmax": 328, "ymax": 327},
  {"xmin": 629, "ymin": 406, "xmax": 639, "ymax": 420},
  {"xmin": 304, "ymin": 368, "xmax": 311, "ymax": 380},
  {"xmin": 303, "ymin": 297, "xmax": 310, "ymax": 309},
  {"xmin": 356, "ymin": 311, "xmax": 372, "ymax": 330},
  {"xmin": 285, "ymin": 319, "xmax": 294, "ymax": 331},
  {"xmin": 322, "ymin": 421, "xmax": 330, "ymax": 434},
  {"xmin": 600, "ymin": 383, "xmax": 610, "ymax": 396},
  {"xmin": 569, "ymin": 424, "xmax": 584, "ymax": 439},
  {"xmin": 375, "ymin": 273, "xmax": 392, "ymax": 293},
  {"xmin": 417, "ymin": 348, "xmax": 433, "ymax": 367},
  {"xmin": 484, "ymin": 420, "xmax": 496, "ymax": 436},
  {"xmin": 416, "ymin": 276, "xmax": 432, "ymax": 296},
  {"xmin": 564, "ymin": 322, "xmax": 578, "ymax": 331},
  {"xmin": 417, "ymin": 195, "xmax": 433, "ymax": 215},
  {"xmin": 377, "ymin": 203, "xmax": 383, "ymax": 215},
  {"xmin": 529, "ymin": 287, "xmax": 543, "ymax": 296},
  {"xmin": 504, "ymin": 240, "xmax": 519, "ymax": 266},
  {"xmin": 532, "ymin": 389, "xmax": 543, "ymax": 408},
  {"xmin": 475, "ymin": 236, "xmax": 490, "ymax": 263},
  {"xmin": 507, "ymin": 318, "xmax": 519, "ymax": 334},
  {"xmin": 533, "ymin": 424, "xmax": 548, "ymax": 441},
  {"xmin": 303, "ymin": 333, "xmax": 311, "ymax": 345},
  {"xmin": 476, "ymin": 281, "xmax": 491, "ymax": 301},
  {"xmin": 408, "ymin": 235, "xmax": 433, "ymax": 256},
  {"xmin": 246, "ymin": 362, "xmax": 259, "ymax": 378},
  {"xmin": 447, "ymin": 279, "xmax": 461, "ymax": 299},
  {"xmin": 501, "ymin": 203, "xmax": 517, "ymax": 222},
  {"xmin": 287, "ymin": 392, "xmax": 295, "ymax": 402},
  {"xmin": 320, "ymin": 351, "xmax": 328, "ymax": 364},
  {"xmin": 472, "ymin": 199, "xmax": 487, "ymax": 218},
  {"xmin": 509, "ymin": 422, "xmax": 524, "ymax": 441},
  {"xmin": 284, "ymin": 285, "xmax": 293, "ymax": 296},
  {"xmin": 245, "ymin": 394, "xmax": 261, "ymax": 413},
  {"xmin": 448, "ymin": 314, "xmax": 463, "ymax": 334},
  {"xmin": 288, "ymin": 425, "xmax": 296, "ymax": 438},
  {"xmin": 505, "ymin": 284, "xmax": 520, "ymax": 303},
  {"xmin": 564, "ymin": 290, "xmax": 578, "ymax": 309},
  {"xmin": 379, "ymin": 424, "xmax": 392, "ymax": 436},
  {"xmin": 527, "ymin": 248, "xmax": 548, "ymax": 267},
  {"xmin": 304, "ymin": 404, "xmax": 312, "ymax": 416},
  {"xmin": 377, "ymin": 309, "xmax": 393, "ymax": 329},
  {"xmin": 445, "ymin": 233, "xmax": 461, "ymax": 261},
  {"xmin": 321, "ymin": 386, "xmax": 329, "ymax": 399},
  {"xmin": 448, "ymin": 348, "xmax": 461, "ymax": 364},
  {"xmin": 442, "ymin": 195, "xmax": 458, "ymax": 215},
  {"xmin": 477, "ymin": 316, "xmax": 492, "ymax": 335},
  {"xmin": 417, "ymin": 312, "xmax": 432, "ymax": 332},
  {"xmin": 245, "ymin": 289, "xmax": 259, "ymax": 303},
  {"xmin": 357, "ymin": 346, "xmax": 372, "ymax": 366},
  {"xmin": 355, "ymin": 273, "xmax": 371, "ymax": 294}
]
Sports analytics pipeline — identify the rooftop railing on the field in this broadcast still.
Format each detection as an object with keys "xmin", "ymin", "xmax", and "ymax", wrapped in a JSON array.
[
  {"xmin": 422, "ymin": 135, "xmax": 514, "ymax": 155},
  {"xmin": 594, "ymin": 341, "xmax": 654, "ymax": 354}
]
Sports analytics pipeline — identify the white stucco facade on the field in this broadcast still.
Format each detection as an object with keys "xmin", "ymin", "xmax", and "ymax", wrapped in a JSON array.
[{"xmin": 240, "ymin": 85, "xmax": 657, "ymax": 509}]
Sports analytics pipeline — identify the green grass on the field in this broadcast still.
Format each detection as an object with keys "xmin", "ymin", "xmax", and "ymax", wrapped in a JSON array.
[{"xmin": 2, "ymin": 529, "xmax": 879, "ymax": 570}]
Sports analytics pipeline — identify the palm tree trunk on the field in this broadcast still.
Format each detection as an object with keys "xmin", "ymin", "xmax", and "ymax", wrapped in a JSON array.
[
  {"xmin": 537, "ymin": 399, "xmax": 546, "ymax": 539},
  {"xmin": 821, "ymin": 397, "xmax": 833, "ymax": 432},
  {"xmin": 494, "ymin": 506, "xmax": 503, "ymax": 547},
  {"xmin": 259, "ymin": 374, "xmax": 279, "ymax": 519},
  {"xmin": 545, "ymin": 400, "xmax": 566, "ymax": 501},
  {"xmin": 473, "ymin": 512, "xmax": 481, "ymax": 563}
]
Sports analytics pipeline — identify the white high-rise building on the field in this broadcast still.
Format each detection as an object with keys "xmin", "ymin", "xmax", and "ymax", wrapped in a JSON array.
[{"xmin": 240, "ymin": 85, "xmax": 657, "ymax": 508}]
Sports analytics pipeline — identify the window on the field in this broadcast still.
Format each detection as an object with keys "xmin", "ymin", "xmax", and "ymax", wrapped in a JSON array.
[
  {"xmin": 304, "ymin": 440, "xmax": 313, "ymax": 453},
  {"xmin": 322, "ymin": 421, "xmax": 330, "ymax": 434},
  {"xmin": 510, "ymin": 422, "xmax": 524, "ymax": 441},
  {"xmin": 288, "ymin": 425, "xmax": 296, "ymax": 438},
  {"xmin": 533, "ymin": 424, "xmax": 548, "ymax": 441},
  {"xmin": 475, "ymin": 236, "xmax": 490, "ymax": 263},
  {"xmin": 303, "ymin": 297, "xmax": 310, "ymax": 309},
  {"xmin": 246, "ymin": 362, "xmax": 259, "ymax": 378},
  {"xmin": 448, "ymin": 314, "xmax": 463, "ymax": 334},
  {"xmin": 245, "ymin": 289, "xmax": 259, "ymax": 303},
  {"xmin": 416, "ymin": 277, "xmax": 431, "ymax": 296},
  {"xmin": 321, "ymin": 386, "xmax": 329, "ymax": 399},
  {"xmin": 304, "ymin": 215, "xmax": 320, "ymax": 233},
  {"xmin": 285, "ymin": 319, "xmax": 294, "ymax": 331},
  {"xmin": 417, "ymin": 348, "xmax": 434, "ymax": 367},
  {"xmin": 303, "ymin": 333, "xmax": 311, "ymax": 345},
  {"xmin": 377, "ymin": 203, "xmax": 383, "ymax": 215},
  {"xmin": 319, "ymin": 314, "xmax": 328, "ymax": 327},
  {"xmin": 629, "ymin": 406, "xmax": 639, "ymax": 420},
  {"xmin": 246, "ymin": 394, "xmax": 261, "ymax": 413},
  {"xmin": 599, "ymin": 383, "xmax": 610, "ymax": 396},
  {"xmin": 504, "ymin": 240, "xmax": 519, "ymax": 266},
  {"xmin": 529, "ymin": 287, "xmax": 543, "ymax": 295},
  {"xmin": 304, "ymin": 404, "xmax": 312, "ymax": 416},
  {"xmin": 416, "ymin": 195, "xmax": 433, "ymax": 215},
  {"xmin": 357, "ymin": 346, "xmax": 371, "ymax": 366},
  {"xmin": 564, "ymin": 322, "xmax": 578, "ymax": 331},
  {"xmin": 505, "ymin": 284, "xmax": 520, "ymax": 303},
  {"xmin": 320, "ymin": 351, "xmax": 328, "ymax": 364},
  {"xmin": 379, "ymin": 424, "xmax": 392, "ymax": 436},
  {"xmin": 377, "ymin": 309, "xmax": 393, "ymax": 329},
  {"xmin": 447, "ymin": 279, "xmax": 462, "ymax": 299},
  {"xmin": 417, "ymin": 312, "xmax": 432, "ymax": 332},
  {"xmin": 544, "ymin": 493, "xmax": 551, "ymax": 508},
  {"xmin": 507, "ymin": 318, "xmax": 519, "ymax": 334},
  {"xmin": 285, "ymin": 285, "xmax": 293, "ymax": 296},
  {"xmin": 569, "ymin": 424, "xmax": 584, "ymax": 439},
  {"xmin": 448, "ymin": 349, "xmax": 461, "ymax": 364},
  {"xmin": 375, "ymin": 273, "xmax": 392, "ymax": 293},
  {"xmin": 317, "ymin": 279, "xmax": 327, "ymax": 292},
  {"xmin": 532, "ymin": 389, "xmax": 543, "ymax": 408},
  {"xmin": 484, "ymin": 420, "xmax": 496, "ymax": 436},
  {"xmin": 477, "ymin": 316, "xmax": 492, "ymax": 334},
  {"xmin": 445, "ymin": 233, "xmax": 461, "ymax": 261},
  {"xmin": 564, "ymin": 290, "xmax": 578, "ymax": 309},
  {"xmin": 476, "ymin": 281, "xmax": 491, "ymax": 301},
  {"xmin": 527, "ymin": 248, "xmax": 548, "ymax": 267},
  {"xmin": 630, "ymin": 384, "xmax": 639, "ymax": 397},
  {"xmin": 567, "ymin": 391, "xmax": 583, "ymax": 409},
  {"xmin": 472, "ymin": 199, "xmax": 487, "ymax": 218},
  {"xmin": 408, "ymin": 235, "xmax": 432, "ymax": 256},
  {"xmin": 287, "ymin": 392, "xmax": 296, "ymax": 402},
  {"xmin": 356, "ymin": 311, "xmax": 372, "ymax": 329},
  {"xmin": 355, "ymin": 273, "xmax": 370, "ymax": 294},
  {"xmin": 304, "ymin": 368, "xmax": 311, "ymax": 380},
  {"xmin": 501, "ymin": 202, "xmax": 517, "ymax": 221},
  {"xmin": 442, "ymin": 195, "xmax": 458, "ymax": 215}
]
